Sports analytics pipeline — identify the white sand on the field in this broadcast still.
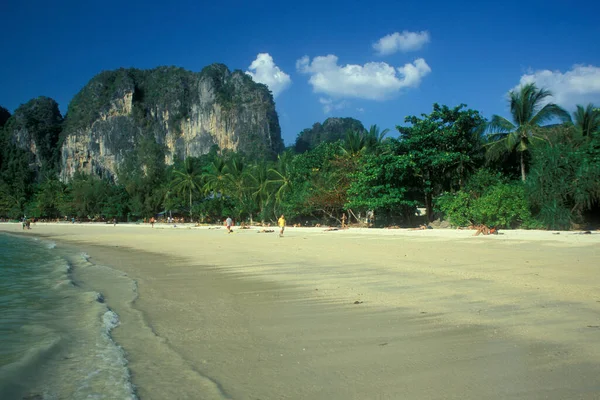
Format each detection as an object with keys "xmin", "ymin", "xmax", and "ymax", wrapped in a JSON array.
[{"xmin": 3, "ymin": 222, "xmax": 600, "ymax": 399}]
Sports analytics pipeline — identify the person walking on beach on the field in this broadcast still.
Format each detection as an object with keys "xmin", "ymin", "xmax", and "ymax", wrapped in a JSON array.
[
  {"xmin": 150, "ymin": 217, "xmax": 155, "ymax": 228},
  {"xmin": 341, "ymin": 212, "xmax": 347, "ymax": 229},
  {"xmin": 225, "ymin": 216, "xmax": 233, "ymax": 233},
  {"xmin": 278, "ymin": 214, "xmax": 286, "ymax": 237}
]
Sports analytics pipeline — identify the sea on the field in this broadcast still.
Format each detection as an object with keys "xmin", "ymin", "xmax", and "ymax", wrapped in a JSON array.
[{"xmin": 0, "ymin": 233, "xmax": 136, "ymax": 400}]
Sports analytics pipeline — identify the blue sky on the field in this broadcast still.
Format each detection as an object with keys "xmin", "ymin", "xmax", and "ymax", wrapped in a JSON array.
[{"xmin": 1, "ymin": 0, "xmax": 600, "ymax": 146}]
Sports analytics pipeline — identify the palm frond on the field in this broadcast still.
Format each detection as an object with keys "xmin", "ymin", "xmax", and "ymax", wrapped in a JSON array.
[
  {"xmin": 487, "ymin": 115, "xmax": 516, "ymax": 134},
  {"xmin": 530, "ymin": 103, "xmax": 571, "ymax": 126},
  {"xmin": 573, "ymin": 103, "xmax": 600, "ymax": 137},
  {"xmin": 484, "ymin": 138, "xmax": 508, "ymax": 161}
]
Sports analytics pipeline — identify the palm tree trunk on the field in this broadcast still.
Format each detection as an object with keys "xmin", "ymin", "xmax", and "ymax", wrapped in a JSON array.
[{"xmin": 520, "ymin": 152, "xmax": 526, "ymax": 182}]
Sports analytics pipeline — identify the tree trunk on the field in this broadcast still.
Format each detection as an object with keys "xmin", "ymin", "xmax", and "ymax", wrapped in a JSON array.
[
  {"xmin": 520, "ymin": 152, "xmax": 526, "ymax": 182},
  {"xmin": 189, "ymin": 189, "xmax": 193, "ymax": 219},
  {"xmin": 425, "ymin": 192, "xmax": 433, "ymax": 222}
]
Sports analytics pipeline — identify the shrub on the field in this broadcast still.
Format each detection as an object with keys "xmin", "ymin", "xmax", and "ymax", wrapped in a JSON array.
[
  {"xmin": 471, "ymin": 183, "xmax": 532, "ymax": 228},
  {"xmin": 437, "ymin": 181, "xmax": 533, "ymax": 228},
  {"xmin": 436, "ymin": 191, "xmax": 472, "ymax": 227}
]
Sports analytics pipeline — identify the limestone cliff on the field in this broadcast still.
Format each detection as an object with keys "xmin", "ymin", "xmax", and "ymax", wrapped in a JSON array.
[
  {"xmin": 60, "ymin": 64, "xmax": 283, "ymax": 181},
  {"xmin": 2, "ymin": 97, "xmax": 63, "ymax": 174}
]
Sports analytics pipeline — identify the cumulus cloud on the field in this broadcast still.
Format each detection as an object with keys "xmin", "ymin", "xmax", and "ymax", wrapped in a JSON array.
[
  {"xmin": 296, "ymin": 55, "xmax": 431, "ymax": 100},
  {"xmin": 514, "ymin": 65, "xmax": 600, "ymax": 109},
  {"xmin": 246, "ymin": 53, "xmax": 291, "ymax": 98},
  {"xmin": 373, "ymin": 31, "xmax": 430, "ymax": 55}
]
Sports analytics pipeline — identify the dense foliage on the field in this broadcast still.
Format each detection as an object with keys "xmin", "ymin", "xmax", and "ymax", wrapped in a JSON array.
[{"xmin": 1, "ymin": 82, "xmax": 599, "ymax": 229}]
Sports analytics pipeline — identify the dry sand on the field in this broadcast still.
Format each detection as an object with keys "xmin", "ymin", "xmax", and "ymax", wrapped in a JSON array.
[{"xmin": 3, "ymin": 223, "xmax": 600, "ymax": 399}]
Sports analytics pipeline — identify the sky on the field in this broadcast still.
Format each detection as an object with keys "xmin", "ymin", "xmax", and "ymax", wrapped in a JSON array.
[{"xmin": 1, "ymin": 0, "xmax": 600, "ymax": 146}]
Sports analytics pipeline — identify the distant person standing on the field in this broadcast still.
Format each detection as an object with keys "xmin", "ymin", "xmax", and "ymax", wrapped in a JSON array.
[
  {"xmin": 150, "ymin": 217, "xmax": 155, "ymax": 228},
  {"xmin": 341, "ymin": 212, "xmax": 347, "ymax": 229},
  {"xmin": 366, "ymin": 210, "xmax": 373, "ymax": 227},
  {"xmin": 278, "ymin": 214, "xmax": 286, "ymax": 237},
  {"xmin": 225, "ymin": 216, "xmax": 233, "ymax": 233}
]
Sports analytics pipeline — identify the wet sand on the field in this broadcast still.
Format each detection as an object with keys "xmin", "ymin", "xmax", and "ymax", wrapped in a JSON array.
[{"xmin": 3, "ymin": 223, "xmax": 600, "ymax": 399}]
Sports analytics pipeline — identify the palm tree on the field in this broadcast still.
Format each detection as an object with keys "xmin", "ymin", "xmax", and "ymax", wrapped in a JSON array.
[
  {"xmin": 171, "ymin": 158, "xmax": 203, "ymax": 219},
  {"xmin": 486, "ymin": 83, "xmax": 570, "ymax": 181},
  {"xmin": 268, "ymin": 151, "xmax": 294, "ymax": 205},
  {"xmin": 248, "ymin": 160, "xmax": 272, "ymax": 222},
  {"xmin": 224, "ymin": 155, "xmax": 254, "ymax": 220},
  {"xmin": 363, "ymin": 124, "xmax": 390, "ymax": 153},
  {"xmin": 340, "ymin": 129, "xmax": 367, "ymax": 157},
  {"xmin": 572, "ymin": 103, "xmax": 600, "ymax": 139},
  {"xmin": 202, "ymin": 158, "xmax": 228, "ymax": 199}
]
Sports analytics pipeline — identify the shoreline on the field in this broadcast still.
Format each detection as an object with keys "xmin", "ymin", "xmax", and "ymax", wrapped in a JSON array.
[{"xmin": 2, "ymin": 223, "xmax": 600, "ymax": 399}]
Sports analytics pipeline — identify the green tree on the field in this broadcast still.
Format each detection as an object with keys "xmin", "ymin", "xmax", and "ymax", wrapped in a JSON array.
[
  {"xmin": 31, "ymin": 177, "xmax": 68, "ymax": 218},
  {"xmin": 171, "ymin": 158, "xmax": 204, "ymax": 219},
  {"xmin": 572, "ymin": 103, "xmax": 600, "ymax": 139},
  {"xmin": 68, "ymin": 172, "xmax": 111, "ymax": 219},
  {"xmin": 526, "ymin": 136, "xmax": 600, "ymax": 229},
  {"xmin": 396, "ymin": 104, "xmax": 487, "ymax": 221},
  {"xmin": 363, "ymin": 124, "xmax": 390, "ymax": 154},
  {"xmin": 486, "ymin": 83, "xmax": 570, "ymax": 181},
  {"xmin": 117, "ymin": 137, "xmax": 167, "ymax": 218},
  {"xmin": 268, "ymin": 151, "xmax": 295, "ymax": 210},
  {"xmin": 202, "ymin": 158, "xmax": 228, "ymax": 199},
  {"xmin": 346, "ymin": 152, "xmax": 419, "ymax": 222},
  {"xmin": 340, "ymin": 129, "xmax": 367, "ymax": 157},
  {"xmin": 247, "ymin": 160, "xmax": 273, "ymax": 222}
]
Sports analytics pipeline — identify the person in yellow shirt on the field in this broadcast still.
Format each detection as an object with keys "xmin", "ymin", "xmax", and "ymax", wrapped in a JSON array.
[{"xmin": 278, "ymin": 214, "xmax": 286, "ymax": 237}]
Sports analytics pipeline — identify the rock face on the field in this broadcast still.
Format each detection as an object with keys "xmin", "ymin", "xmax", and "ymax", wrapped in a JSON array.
[
  {"xmin": 60, "ymin": 64, "xmax": 283, "ymax": 181},
  {"xmin": 294, "ymin": 117, "xmax": 365, "ymax": 153},
  {"xmin": 3, "ymin": 97, "xmax": 63, "ymax": 174}
]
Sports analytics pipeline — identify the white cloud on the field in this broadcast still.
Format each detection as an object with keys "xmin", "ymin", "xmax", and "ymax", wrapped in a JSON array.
[
  {"xmin": 514, "ymin": 65, "xmax": 600, "ymax": 109},
  {"xmin": 297, "ymin": 55, "xmax": 431, "ymax": 100},
  {"xmin": 319, "ymin": 97, "xmax": 348, "ymax": 114},
  {"xmin": 373, "ymin": 31, "xmax": 430, "ymax": 55},
  {"xmin": 246, "ymin": 53, "xmax": 291, "ymax": 98}
]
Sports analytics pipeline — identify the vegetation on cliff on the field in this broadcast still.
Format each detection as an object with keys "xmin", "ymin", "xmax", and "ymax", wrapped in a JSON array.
[
  {"xmin": 62, "ymin": 64, "xmax": 283, "ymax": 159},
  {"xmin": 2, "ymin": 78, "xmax": 600, "ymax": 230},
  {"xmin": 0, "ymin": 97, "xmax": 63, "ymax": 216},
  {"xmin": 0, "ymin": 106, "xmax": 10, "ymax": 128},
  {"xmin": 294, "ymin": 117, "xmax": 365, "ymax": 153}
]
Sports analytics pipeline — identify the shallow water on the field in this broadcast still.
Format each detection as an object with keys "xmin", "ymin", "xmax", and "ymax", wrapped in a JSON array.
[{"xmin": 0, "ymin": 233, "xmax": 136, "ymax": 399}]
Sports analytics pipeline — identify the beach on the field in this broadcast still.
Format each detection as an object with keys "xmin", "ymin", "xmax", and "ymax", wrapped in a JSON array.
[{"xmin": 2, "ymin": 222, "xmax": 600, "ymax": 399}]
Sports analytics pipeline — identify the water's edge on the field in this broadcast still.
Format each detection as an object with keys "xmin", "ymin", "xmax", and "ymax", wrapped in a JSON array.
[
  {"xmin": 43, "ymin": 236, "xmax": 231, "ymax": 400},
  {"xmin": 0, "ymin": 232, "xmax": 137, "ymax": 400}
]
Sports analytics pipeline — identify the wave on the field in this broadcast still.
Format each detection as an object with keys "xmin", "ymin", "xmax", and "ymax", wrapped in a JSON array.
[{"xmin": 0, "ymin": 235, "xmax": 137, "ymax": 399}]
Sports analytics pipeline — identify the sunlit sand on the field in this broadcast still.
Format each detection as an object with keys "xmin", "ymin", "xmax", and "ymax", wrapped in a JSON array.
[{"xmin": 3, "ymin": 222, "xmax": 599, "ymax": 399}]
